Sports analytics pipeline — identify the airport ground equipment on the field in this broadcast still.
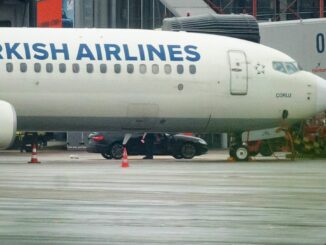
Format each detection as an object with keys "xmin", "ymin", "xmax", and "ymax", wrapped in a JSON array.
[
  {"xmin": 121, "ymin": 147, "xmax": 129, "ymax": 168},
  {"xmin": 28, "ymin": 144, "xmax": 41, "ymax": 164}
]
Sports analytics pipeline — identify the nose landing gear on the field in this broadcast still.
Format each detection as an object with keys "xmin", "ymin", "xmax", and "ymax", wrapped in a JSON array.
[
  {"xmin": 233, "ymin": 145, "xmax": 249, "ymax": 162},
  {"xmin": 229, "ymin": 126, "xmax": 295, "ymax": 161},
  {"xmin": 229, "ymin": 134, "xmax": 250, "ymax": 161}
]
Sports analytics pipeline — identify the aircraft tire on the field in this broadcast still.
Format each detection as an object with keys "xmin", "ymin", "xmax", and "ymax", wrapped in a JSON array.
[
  {"xmin": 234, "ymin": 145, "xmax": 249, "ymax": 161},
  {"xmin": 259, "ymin": 142, "xmax": 273, "ymax": 157}
]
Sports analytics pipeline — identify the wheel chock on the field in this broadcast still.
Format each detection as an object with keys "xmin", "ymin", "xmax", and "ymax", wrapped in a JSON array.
[{"xmin": 227, "ymin": 156, "xmax": 236, "ymax": 162}]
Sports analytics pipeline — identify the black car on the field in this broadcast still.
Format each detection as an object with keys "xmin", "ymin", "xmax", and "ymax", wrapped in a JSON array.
[{"xmin": 87, "ymin": 132, "xmax": 208, "ymax": 159}]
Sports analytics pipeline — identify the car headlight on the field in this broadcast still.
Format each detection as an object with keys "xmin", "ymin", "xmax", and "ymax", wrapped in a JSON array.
[{"xmin": 198, "ymin": 139, "xmax": 207, "ymax": 145}]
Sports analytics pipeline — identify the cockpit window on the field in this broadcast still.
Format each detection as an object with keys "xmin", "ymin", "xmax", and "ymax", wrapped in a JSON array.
[
  {"xmin": 284, "ymin": 62, "xmax": 299, "ymax": 74},
  {"xmin": 273, "ymin": 62, "xmax": 287, "ymax": 73},
  {"xmin": 273, "ymin": 61, "xmax": 299, "ymax": 74}
]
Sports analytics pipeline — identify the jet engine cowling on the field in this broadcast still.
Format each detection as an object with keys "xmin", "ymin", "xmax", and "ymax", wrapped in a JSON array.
[{"xmin": 0, "ymin": 100, "xmax": 17, "ymax": 149}]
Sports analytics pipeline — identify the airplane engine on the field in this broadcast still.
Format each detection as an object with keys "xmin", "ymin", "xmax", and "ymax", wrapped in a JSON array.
[{"xmin": 0, "ymin": 100, "xmax": 17, "ymax": 149}]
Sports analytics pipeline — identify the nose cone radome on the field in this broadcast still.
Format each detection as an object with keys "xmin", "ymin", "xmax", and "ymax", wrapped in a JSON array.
[{"xmin": 316, "ymin": 77, "xmax": 326, "ymax": 113}]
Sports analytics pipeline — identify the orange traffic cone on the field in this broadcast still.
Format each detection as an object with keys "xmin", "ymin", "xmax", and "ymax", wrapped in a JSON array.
[
  {"xmin": 29, "ymin": 144, "xmax": 41, "ymax": 164},
  {"xmin": 121, "ymin": 147, "xmax": 129, "ymax": 168}
]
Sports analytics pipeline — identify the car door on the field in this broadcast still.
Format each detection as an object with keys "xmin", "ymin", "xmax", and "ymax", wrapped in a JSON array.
[{"xmin": 153, "ymin": 134, "xmax": 168, "ymax": 155}]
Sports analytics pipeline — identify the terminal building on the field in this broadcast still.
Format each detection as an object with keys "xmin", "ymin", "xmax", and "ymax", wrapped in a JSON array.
[{"xmin": 0, "ymin": 0, "xmax": 325, "ymax": 148}]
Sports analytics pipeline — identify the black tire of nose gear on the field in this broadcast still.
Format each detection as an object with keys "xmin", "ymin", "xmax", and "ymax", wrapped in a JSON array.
[{"xmin": 235, "ymin": 145, "xmax": 249, "ymax": 161}]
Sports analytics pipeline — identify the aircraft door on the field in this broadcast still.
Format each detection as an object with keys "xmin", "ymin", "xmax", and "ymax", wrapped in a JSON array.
[{"xmin": 228, "ymin": 51, "xmax": 248, "ymax": 95}]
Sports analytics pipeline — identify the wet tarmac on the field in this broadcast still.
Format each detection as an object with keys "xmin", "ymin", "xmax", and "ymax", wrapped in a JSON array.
[{"xmin": 0, "ymin": 151, "xmax": 325, "ymax": 244}]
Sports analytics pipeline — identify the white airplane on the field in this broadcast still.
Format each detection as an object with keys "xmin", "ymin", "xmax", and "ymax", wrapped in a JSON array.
[{"xmin": 0, "ymin": 28, "xmax": 326, "ymax": 160}]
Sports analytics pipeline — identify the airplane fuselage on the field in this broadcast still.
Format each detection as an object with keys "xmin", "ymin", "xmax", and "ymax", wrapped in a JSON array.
[{"xmin": 0, "ymin": 28, "xmax": 325, "ymax": 133}]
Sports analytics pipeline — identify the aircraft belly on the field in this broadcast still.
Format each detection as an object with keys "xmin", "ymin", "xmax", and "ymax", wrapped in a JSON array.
[
  {"xmin": 3, "ymin": 77, "xmax": 213, "ymax": 132},
  {"xmin": 17, "ymin": 116, "xmax": 211, "ymax": 132},
  {"xmin": 9, "ymin": 92, "xmax": 212, "ymax": 132},
  {"xmin": 16, "ymin": 115, "xmax": 299, "ymax": 133}
]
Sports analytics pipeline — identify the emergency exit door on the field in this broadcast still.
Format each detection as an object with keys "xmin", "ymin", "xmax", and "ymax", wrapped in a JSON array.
[{"xmin": 228, "ymin": 50, "xmax": 248, "ymax": 95}]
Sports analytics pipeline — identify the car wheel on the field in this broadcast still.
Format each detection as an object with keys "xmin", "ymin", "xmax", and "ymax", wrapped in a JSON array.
[
  {"xmin": 173, "ymin": 154, "xmax": 183, "ymax": 159},
  {"xmin": 111, "ymin": 143, "xmax": 124, "ymax": 159},
  {"xmin": 101, "ymin": 152, "xmax": 112, "ymax": 160},
  {"xmin": 180, "ymin": 143, "xmax": 196, "ymax": 159}
]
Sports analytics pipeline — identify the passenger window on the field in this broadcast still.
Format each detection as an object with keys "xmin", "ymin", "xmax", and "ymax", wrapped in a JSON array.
[
  {"xmin": 72, "ymin": 63, "xmax": 80, "ymax": 73},
  {"xmin": 285, "ymin": 62, "xmax": 298, "ymax": 74},
  {"xmin": 87, "ymin": 64, "xmax": 94, "ymax": 73},
  {"xmin": 46, "ymin": 63, "xmax": 53, "ymax": 73},
  {"xmin": 6, "ymin": 63, "xmax": 13, "ymax": 73},
  {"xmin": 273, "ymin": 62, "xmax": 287, "ymax": 74},
  {"xmin": 152, "ymin": 64, "xmax": 159, "ymax": 74},
  {"xmin": 100, "ymin": 64, "xmax": 107, "ymax": 74},
  {"xmin": 59, "ymin": 63, "xmax": 66, "ymax": 73},
  {"xmin": 177, "ymin": 64, "xmax": 184, "ymax": 74},
  {"xmin": 127, "ymin": 64, "xmax": 134, "ymax": 74},
  {"xmin": 189, "ymin": 65, "xmax": 196, "ymax": 74},
  {"xmin": 164, "ymin": 64, "xmax": 172, "ymax": 74},
  {"xmin": 20, "ymin": 63, "xmax": 27, "ymax": 73},
  {"xmin": 114, "ymin": 64, "xmax": 121, "ymax": 74},
  {"xmin": 139, "ymin": 64, "xmax": 147, "ymax": 74},
  {"xmin": 34, "ymin": 63, "xmax": 41, "ymax": 73}
]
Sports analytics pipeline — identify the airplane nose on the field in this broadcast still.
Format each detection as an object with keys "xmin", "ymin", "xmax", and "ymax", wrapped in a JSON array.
[{"xmin": 316, "ymin": 77, "xmax": 326, "ymax": 113}]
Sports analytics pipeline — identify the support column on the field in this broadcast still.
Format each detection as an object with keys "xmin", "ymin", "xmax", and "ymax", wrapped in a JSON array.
[
  {"xmin": 221, "ymin": 133, "xmax": 228, "ymax": 149},
  {"xmin": 321, "ymin": 0, "xmax": 324, "ymax": 18},
  {"xmin": 75, "ymin": 0, "xmax": 94, "ymax": 28},
  {"xmin": 29, "ymin": 0, "xmax": 37, "ymax": 27},
  {"xmin": 74, "ymin": 0, "xmax": 83, "ymax": 27},
  {"xmin": 279, "ymin": 0, "xmax": 287, "ymax": 21},
  {"xmin": 252, "ymin": 0, "xmax": 257, "ymax": 18},
  {"xmin": 110, "ymin": 0, "xmax": 116, "ymax": 28},
  {"xmin": 94, "ymin": 0, "xmax": 108, "ymax": 28}
]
